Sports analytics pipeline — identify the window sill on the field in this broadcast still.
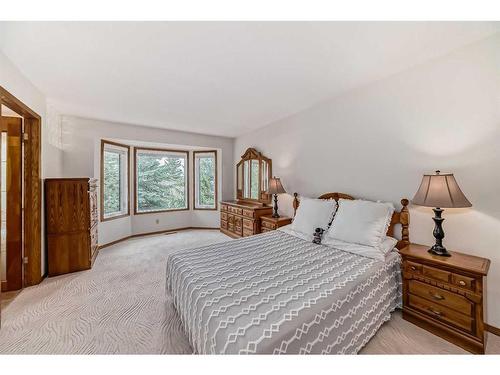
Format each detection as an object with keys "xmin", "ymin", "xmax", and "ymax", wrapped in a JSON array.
[
  {"xmin": 133, "ymin": 207, "xmax": 190, "ymax": 215},
  {"xmin": 100, "ymin": 212, "xmax": 130, "ymax": 222}
]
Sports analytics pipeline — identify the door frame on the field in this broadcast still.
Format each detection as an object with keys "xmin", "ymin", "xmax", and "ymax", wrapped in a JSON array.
[{"xmin": 0, "ymin": 86, "xmax": 42, "ymax": 287}]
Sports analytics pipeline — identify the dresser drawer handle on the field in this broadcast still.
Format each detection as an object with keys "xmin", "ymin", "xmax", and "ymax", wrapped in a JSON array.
[
  {"xmin": 458, "ymin": 280, "xmax": 467, "ymax": 286},
  {"xmin": 427, "ymin": 308, "xmax": 443, "ymax": 317},
  {"xmin": 429, "ymin": 292, "xmax": 444, "ymax": 301},
  {"xmin": 410, "ymin": 266, "xmax": 417, "ymax": 271}
]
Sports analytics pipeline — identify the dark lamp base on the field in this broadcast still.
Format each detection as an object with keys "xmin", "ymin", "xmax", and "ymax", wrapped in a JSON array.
[
  {"xmin": 272, "ymin": 213, "xmax": 280, "ymax": 218},
  {"xmin": 428, "ymin": 244, "xmax": 451, "ymax": 257}
]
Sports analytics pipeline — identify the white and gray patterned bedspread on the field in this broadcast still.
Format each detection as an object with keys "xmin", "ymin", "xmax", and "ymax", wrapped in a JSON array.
[{"xmin": 166, "ymin": 230, "xmax": 401, "ymax": 354}]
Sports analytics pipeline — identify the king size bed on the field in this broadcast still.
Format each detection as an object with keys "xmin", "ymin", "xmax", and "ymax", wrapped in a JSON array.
[{"xmin": 166, "ymin": 193, "xmax": 410, "ymax": 354}]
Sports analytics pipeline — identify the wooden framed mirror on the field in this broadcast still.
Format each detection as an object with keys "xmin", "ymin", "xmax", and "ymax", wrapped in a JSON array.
[{"xmin": 236, "ymin": 148, "xmax": 272, "ymax": 204}]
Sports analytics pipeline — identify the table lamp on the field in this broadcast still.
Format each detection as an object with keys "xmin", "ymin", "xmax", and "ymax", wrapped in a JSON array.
[
  {"xmin": 412, "ymin": 170, "xmax": 472, "ymax": 257},
  {"xmin": 267, "ymin": 177, "xmax": 286, "ymax": 218}
]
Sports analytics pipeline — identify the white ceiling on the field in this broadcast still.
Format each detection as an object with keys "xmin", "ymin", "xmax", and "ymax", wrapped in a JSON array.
[{"xmin": 0, "ymin": 22, "xmax": 498, "ymax": 137}]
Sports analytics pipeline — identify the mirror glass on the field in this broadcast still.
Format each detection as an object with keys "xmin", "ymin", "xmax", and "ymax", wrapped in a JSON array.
[
  {"xmin": 237, "ymin": 164, "xmax": 243, "ymax": 190},
  {"xmin": 243, "ymin": 160, "xmax": 250, "ymax": 198},
  {"xmin": 250, "ymin": 159, "xmax": 259, "ymax": 199}
]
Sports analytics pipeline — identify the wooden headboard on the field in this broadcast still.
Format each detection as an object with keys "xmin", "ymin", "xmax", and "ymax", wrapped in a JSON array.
[{"xmin": 292, "ymin": 192, "xmax": 410, "ymax": 250}]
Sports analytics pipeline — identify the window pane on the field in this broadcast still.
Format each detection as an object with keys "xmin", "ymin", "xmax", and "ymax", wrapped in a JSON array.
[
  {"xmin": 195, "ymin": 153, "xmax": 216, "ymax": 209},
  {"xmin": 103, "ymin": 150, "xmax": 121, "ymax": 215},
  {"xmin": 136, "ymin": 151, "xmax": 187, "ymax": 212},
  {"xmin": 102, "ymin": 141, "xmax": 129, "ymax": 220}
]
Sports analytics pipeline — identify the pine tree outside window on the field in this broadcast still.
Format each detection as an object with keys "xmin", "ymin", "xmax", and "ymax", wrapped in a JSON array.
[
  {"xmin": 101, "ymin": 140, "xmax": 130, "ymax": 221},
  {"xmin": 193, "ymin": 151, "xmax": 217, "ymax": 210},
  {"xmin": 135, "ymin": 148, "xmax": 189, "ymax": 213}
]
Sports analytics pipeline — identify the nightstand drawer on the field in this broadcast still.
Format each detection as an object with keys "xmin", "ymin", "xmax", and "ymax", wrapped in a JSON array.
[
  {"xmin": 408, "ymin": 280, "xmax": 473, "ymax": 316},
  {"xmin": 261, "ymin": 220, "xmax": 277, "ymax": 230},
  {"xmin": 422, "ymin": 265, "xmax": 451, "ymax": 283},
  {"xmin": 404, "ymin": 261, "xmax": 423, "ymax": 274},
  {"xmin": 409, "ymin": 294, "xmax": 473, "ymax": 333},
  {"xmin": 261, "ymin": 227, "xmax": 273, "ymax": 233},
  {"xmin": 451, "ymin": 274, "xmax": 475, "ymax": 291}
]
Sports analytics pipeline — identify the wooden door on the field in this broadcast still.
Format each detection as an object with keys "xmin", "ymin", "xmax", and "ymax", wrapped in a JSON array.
[{"xmin": 1, "ymin": 116, "xmax": 23, "ymax": 291}]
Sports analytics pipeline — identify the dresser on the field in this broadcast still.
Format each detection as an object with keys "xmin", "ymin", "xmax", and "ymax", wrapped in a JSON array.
[
  {"xmin": 220, "ymin": 201, "xmax": 273, "ymax": 238},
  {"xmin": 260, "ymin": 215, "xmax": 293, "ymax": 233},
  {"xmin": 45, "ymin": 178, "xmax": 99, "ymax": 276},
  {"xmin": 400, "ymin": 244, "xmax": 490, "ymax": 354}
]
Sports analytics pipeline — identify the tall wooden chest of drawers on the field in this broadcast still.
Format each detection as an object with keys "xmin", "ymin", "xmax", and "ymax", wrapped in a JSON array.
[
  {"xmin": 45, "ymin": 178, "xmax": 98, "ymax": 276},
  {"xmin": 400, "ymin": 244, "xmax": 490, "ymax": 354},
  {"xmin": 220, "ymin": 201, "xmax": 273, "ymax": 238}
]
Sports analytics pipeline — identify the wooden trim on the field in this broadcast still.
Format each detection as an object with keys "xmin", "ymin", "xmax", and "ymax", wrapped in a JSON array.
[
  {"xmin": 100, "ymin": 140, "xmax": 131, "ymax": 222},
  {"xmin": 292, "ymin": 192, "xmax": 410, "ymax": 249},
  {"xmin": 193, "ymin": 150, "xmax": 218, "ymax": 211},
  {"xmin": 0, "ymin": 86, "xmax": 42, "ymax": 288},
  {"xmin": 1, "ymin": 116, "xmax": 23, "ymax": 291},
  {"xmin": 97, "ymin": 226, "xmax": 220, "ymax": 249},
  {"xmin": 133, "ymin": 147, "xmax": 190, "ymax": 215},
  {"xmin": 485, "ymin": 323, "xmax": 500, "ymax": 336}
]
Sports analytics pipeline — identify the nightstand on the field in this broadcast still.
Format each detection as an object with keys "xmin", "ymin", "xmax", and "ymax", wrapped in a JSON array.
[
  {"xmin": 399, "ymin": 243, "xmax": 490, "ymax": 354},
  {"xmin": 260, "ymin": 215, "xmax": 292, "ymax": 233}
]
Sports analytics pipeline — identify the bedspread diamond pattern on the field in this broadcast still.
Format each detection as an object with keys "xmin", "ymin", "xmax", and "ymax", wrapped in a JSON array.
[{"xmin": 166, "ymin": 231, "xmax": 401, "ymax": 354}]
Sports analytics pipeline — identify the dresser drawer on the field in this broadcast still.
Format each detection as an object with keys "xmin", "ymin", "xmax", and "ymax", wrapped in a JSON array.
[
  {"xmin": 242, "ymin": 209, "xmax": 254, "ymax": 218},
  {"xmin": 242, "ymin": 219, "xmax": 254, "ymax": 230},
  {"xmin": 221, "ymin": 212, "xmax": 228, "ymax": 221},
  {"xmin": 261, "ymin": 220, "xmax": 277, "ymax": 230},
  {"xmin": 451, "ymin": 274, "xmax": 475, "ymax": 291},
  {"xmin": 408, "ymin": 294, "xmax": 472, "ymax": 333},
  {"xmin": 422, "ymin": 265, "xmax": 451, "ymax": 283},
  {"xmin": 261, "ymin": 227, "xmax": 273, "ymax": 233},
  {"xmin": 408, "ymin": 280, "xmax": 473, "ymax": 316},
  {"xmin": 242, "ymin": 228, "xmax": 254, "ymax": 237},
  {"xmin": 221, "ymin": 204, "xmax": 227, "ymax": 211},
  {"xmin": 220, "ymin": 219, "xmax": 228, "ymax": 230},
  {"xmin": 230, "ymin": 207, "xmax": 243, "ymax": 215}
]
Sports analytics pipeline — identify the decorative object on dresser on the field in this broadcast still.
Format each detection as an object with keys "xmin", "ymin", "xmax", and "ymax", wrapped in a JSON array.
[
  {"xmin": 45, "ymin": 178, "xmax": 99, "ymax": 276},
  {"xmin": 400, "ymin": 243, "xmax": 490, "ymax": 354},
  {"xmin": 220, "ymin": 201, "xmax": 272, "ymax": 238},
  {"xmin": 412, "ymin": 170, "xmax": 472, "ymax": 257},
  {"xmin": 266, "ymin": 177, "xmax": 286, "ymax": 218},
  {"xmin": 260, "ymin": 215, "xmax": 292, "ymax": 233},
  {"xmin": 221, "ymin": 147, "xmax": 274, "ymax": 238}
]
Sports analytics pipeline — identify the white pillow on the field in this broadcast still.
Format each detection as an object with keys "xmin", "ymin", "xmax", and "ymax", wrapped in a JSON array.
[
  {"xmin": 322, "ymin": 236, "xmax": 398, "ymax": 261},
  {"xmin": 325, "ymin": 198, "xmax": 394, "ymax": 248},
  {"xmin": 291, "ymin": 197, "xmax": 337, "ymax": 235}
]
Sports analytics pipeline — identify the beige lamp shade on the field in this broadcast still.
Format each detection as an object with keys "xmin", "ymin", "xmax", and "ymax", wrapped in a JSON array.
[
  {"xmin": 267, "ymin": 177, "xmax": 286, "ymax": 194},
  {"xmin": 412, "ymin": 171, "xmax": 472, "ymax": 208}
]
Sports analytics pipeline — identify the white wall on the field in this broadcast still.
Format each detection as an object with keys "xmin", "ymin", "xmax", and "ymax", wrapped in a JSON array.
[
  {"xmin": 61, "ymin": 115, "xmax": 233, "ymax": 245},
  {"xmin": 235, "ymin": 33, "xmax": 500, "ymax": 326},
  {"xmin": 0, "ymin": 50, "xmax": 64, "ymax": 276}
]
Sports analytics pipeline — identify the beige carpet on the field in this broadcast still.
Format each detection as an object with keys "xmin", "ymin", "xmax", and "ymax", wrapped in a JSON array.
[{"xmin": 0, "ymin": 229, "xmax": 498, "ymax": 354}]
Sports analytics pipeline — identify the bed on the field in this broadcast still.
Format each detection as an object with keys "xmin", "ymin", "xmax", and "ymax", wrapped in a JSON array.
[{"xmin": 166, "ymin": 192, "xmax": 410, "ymax": 354}]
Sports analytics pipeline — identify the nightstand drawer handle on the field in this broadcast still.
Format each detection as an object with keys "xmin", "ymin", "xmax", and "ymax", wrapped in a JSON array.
[
  {"xmin": 410, "ymin": 266, "xmax": 417, "ymax": 271},
  {"xmin": 427, "ymin": 308, "xmax": 443, "ymax": 317},
  {"xmin": 429, "ymin": 292, "xmax": 444, "ymax": 301},
  {"xmin": 458, "ymin": 280, "xmax": 467, "ymax": 286}
]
